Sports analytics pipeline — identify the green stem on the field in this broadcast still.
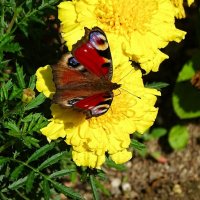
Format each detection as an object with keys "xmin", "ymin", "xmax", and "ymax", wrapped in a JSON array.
[
  {"xmin": 15, "ymin": 189, "xmax": 30, "ymax": 200},
  {"xmin": 6, "ymin": 8, "xmax": 18, "ymax": 34},
  {"xmin": 0, "ymin": 140, "xmax": 15, "ymax": 153},
  {"xmin": 0, "ymin": 0, "xmax": 5, "ymax": 35}
]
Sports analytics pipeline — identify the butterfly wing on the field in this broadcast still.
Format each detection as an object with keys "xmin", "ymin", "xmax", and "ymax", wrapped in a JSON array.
[
  {"xmin": 52, "ymin": 27, "xmax": 115, "ymax": 118},
  {"xmin": 75, "ymin": 92, "xmax": 114, "ymax": 118},
  {"xmin": 72, "ymin": 27, "xmax": 113, "ymax": 80},
  {"xmin": 52, "ymin": 53, "xmax": 97, "ymax": 106}
]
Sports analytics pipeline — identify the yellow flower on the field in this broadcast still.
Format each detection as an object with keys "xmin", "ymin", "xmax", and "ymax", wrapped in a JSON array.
[
  {"xmin": 36, "ymin": 61, "xmax": 160, "ymax": 168},
  {"xmin": 58, "ymin": 0, "xmax": 186, "ymax": 73},
  {"xmin": 171, "ymin": 0, "xmax": 194, "ymax": 18}
]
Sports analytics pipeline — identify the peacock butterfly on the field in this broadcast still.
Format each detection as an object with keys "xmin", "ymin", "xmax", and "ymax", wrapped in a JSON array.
[{"xmin": 52, "ymin": 27, "xmax": 121, "ymax": 119}]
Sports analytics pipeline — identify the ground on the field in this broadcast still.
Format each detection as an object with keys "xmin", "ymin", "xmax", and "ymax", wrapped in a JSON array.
[{"xmin": 98, "ymin": 123, "xmax": 200, "ymax": 200}]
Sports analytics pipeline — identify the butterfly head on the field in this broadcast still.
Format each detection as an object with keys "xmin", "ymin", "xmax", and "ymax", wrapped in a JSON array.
[{"xmin": 111, "ymin": 82, "xmax": 121, "ymax": 90}]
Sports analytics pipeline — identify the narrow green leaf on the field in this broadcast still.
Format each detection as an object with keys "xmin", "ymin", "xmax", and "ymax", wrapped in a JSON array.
[
  {"xmin": 142, "ymin": 128, "xmax": 167, "ymax": 141},
  {"xmin": 96, "ymin": 170, "xmax": 107, "ymax": 181},
  {"xmin": 0, "ymin": 191, "xmax": 8, "ymax": 200},
  {"xmin": 22, "ymin": 113, "xmax": 40, "ymax": 122},
  {"xmin": 2, "ymin": 80, "xmax": 12, "ymax": 100},
  {"xmin": 106, "ymin": 158, "xmax": 126, "ymax": 171},
  {"xmin": 0, "ymin": 156, "xmax": 10, "ymax": 165},
  {"xmin": 4, "ymin": 120, "xmax": 20, "ymax": 133},
  {"xmin": 38, "ymin": 152, "xmax": 67, "ymax": 170},
  {"xmin": 23, "ymin": 136, "xmax": 40, "ymax": 148},
  {"xmin": 3, "ymin": 42, "xmax": 21, "ymax": 53},
  {"xmin": 28, "ymin": 75, "xmax": 36, "ymax": 89},
  {"xmin": 27, "ymin": 142, "xmax": 55, "ymax": 163},
  {"xmin": 168, "ymin": 125, "xmax": 189, "ymax": 150},
  {"xmin": 90, "ymin": 175, "xmax": 99, "ymax": 200},
  {"xmin": 26, "ymin": 171, "xmax": 36, "ymax": 193},
  {"xmin": 94, "ymin": 178, "xmax": 110, "ymax": 196},
  {"xmin": 42, "ymin": 179, "xmax": 50, "ymax": 200},
  {"xmin": 149, "ymin": 128, "xmax": 167, "ymax": 140},
  {"xmin": 16, "ymin": 64, "xmax": 25, "ymax": 88},
  {"xmin": 8, "ymin": 176, "xmax": 27, "ymax": 190},
  {"xmin": 9, "ymin": 85, "xmax": 22, "ymax": 100},
  {"xmin": 10, "ymin": 165, "xmax": 24, "ymax": 180},
  {"xmin": 49, "ymin": 169, "xmax": 76, "ymax": 178},
  {"xmin": 130, "ymin": 139, "xmax": 146, "ymax": 151},
  {"xmin": 51, "ymin": 181, "xmax": 83, "ymax": 200},
  {"xmin": 145, "ymin": 82, "xmax": 169, "ymax": 90},
  {"xmin": 24, "ymin": 93, "xmax": 46, "ymax": 111},
  {"xmin": 18, "ymin": 22, "xmax": 29, "ymax": 37}
]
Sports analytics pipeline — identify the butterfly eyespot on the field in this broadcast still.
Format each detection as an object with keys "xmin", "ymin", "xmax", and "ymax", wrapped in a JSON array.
[
  {"xmin": 68, "ymin": 57, "xmax": 80, "ymax": 68},
  {"xmin": 67, "ymin": 97, "xmax": 84, "ymax": 106},
  {"xmin": 89, "ymin": 31, "xmax": 108, "ymax": 51},
  {"xmin": 91, "ymin": 104, "xmax": 110, "ymax": 116},
  {"xmin": 68, "ymin": 57, "xmax": 86, "ymax": 72}
]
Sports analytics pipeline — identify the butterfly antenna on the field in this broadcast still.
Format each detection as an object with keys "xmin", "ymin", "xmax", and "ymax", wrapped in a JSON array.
[
  {"xmin": 119, "ymin": 88, "xmax": 141, "ymax": 99},
  {"xmin": 118, "ymin": 68, "xmax": 135, "ymax": 83}
]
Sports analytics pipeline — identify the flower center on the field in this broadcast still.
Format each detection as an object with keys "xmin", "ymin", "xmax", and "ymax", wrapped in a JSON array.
[{"xmin": 95, "ymin": 0, "xmax": 158, "ymax": 35}]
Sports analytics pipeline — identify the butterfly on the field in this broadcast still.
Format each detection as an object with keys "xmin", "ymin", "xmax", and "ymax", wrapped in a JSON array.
[{"xmin": 52, "ymin": 27, "xmax": 121, "ymax": 119}]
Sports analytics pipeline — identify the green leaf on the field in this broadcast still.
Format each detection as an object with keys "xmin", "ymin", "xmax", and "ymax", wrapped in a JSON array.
[
  {"xmin": 9, "ymin": 85, "xmax": 22, "ymax": 100},
  {"xmin": 24, "ymin": 93, "xmax": 46, "ymax": 111},
  {"xmin": 4, "ymin": 120, "xmax": 20, "ymax": 133},
  {"xmin": 173, "ymin": 81, "xmax": 200, "ymax": 119},
  {"xmin": 28, "ymin": 75, "xmax": 36, "ymax": 89},
  {"xmin": 51, "ymin": 181, "xmax": 83, "ymax": 200},
  {"xmin": 0, "ymin": 191, "xmax": 8, "ymax": 200},
  {"xmin": 16, "ymin": 64, "xmax": 25, "ymax": 88},
  {"xmin": 8, "ymin": 176, "xmax": 27, "ymax": 190},
  {"xmin": 96, "ymin": 170, "xmax": 107, "ymax": 181},
  {"xmin": 26, "ymin": 171, "xmax": 36, "ymax": 193},
  {"xmin": 0, "ymin": 80, "xmax": 12, "ymax": 101},
  {"xmin": 42, "ymin": 179, "xmax": 50, "ymax": 200},
  {"xmin": 22, "ymin": 113, "xmax": 41, "ymax": 122},
  {"xmin": 94, "ymin": 178, "xmax": 110, "ymax": 196},
  {"xmin": 18, "ymin": 22, "xmax": 29, "ymax": 37},
  {"xmin": 106, "ymin": 158, "xmax": 126, "ymax": 171},
  {"xmin": 10, "ymin": 165, "xmax": 24, "ymax": 180},
  {"xmin": 176, "ymin": 61, "xmax": 196, "ymax": 82},
  {"xmin": 168, "ymin": 125, "xmax": 189, "ymax": 150},
  {"xmin": 2, "ymin": 42, "xmax": 21, "ymax": 53},
  {"xmin": 90, "ymin": 175, "xmax": 99, "ymax": 200},
  {"xmin": 49, "ymin": 169, "xmax": 76, "ymax": 179},
  {"xmin": 130, "ymin": 139, "xmax": 147, "ymax": 157},
  {"xmin": 27, "ymin": 142, "xmax": 55, "ymax": 163},
  {"xmin": 143, "ymin": 128, "xmax": 167, "ymax": 141},
  {"xmin": 38, "ymin": 152, "xmax": 67, "ymax": 170},
  {"xmin": 145, "ymin": 82, "xmax": 169, "ymax": 90},
  {"xmin": 0, "ymin": 156, "xmax": 10, "ymax": 165},
  {"xmin": 23, "ymin": 136, "xmax": 40, "ymax": 148},
  {"xmin": 173, "ymin": 51, "xmax": 200, "ymax": 119},
  {"xmin": 130, "ymin": 139, "xmax": 146, "ymax": 150}
]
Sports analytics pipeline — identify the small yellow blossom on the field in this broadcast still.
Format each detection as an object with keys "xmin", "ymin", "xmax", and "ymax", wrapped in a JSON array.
[
  {"xmin": 171, "ymin": 0, "xmax": 194, "ymax": 18},
  {"xmin": 36, "ymin": 61, "xmax": 160, "ymax": 168},
  {"xmin": 58, "ymin": 0, "xmax": 186, "ymax": 73}
]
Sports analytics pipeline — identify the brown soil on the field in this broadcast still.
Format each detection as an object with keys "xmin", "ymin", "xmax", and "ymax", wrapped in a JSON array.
[{"xmin": 100, "ymin": 124, "xmax": 200, "ymax": 200}]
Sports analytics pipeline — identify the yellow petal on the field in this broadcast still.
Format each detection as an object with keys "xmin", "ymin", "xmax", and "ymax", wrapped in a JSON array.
[{"xmin": 36, "ymin": 65, "xmax": 55, "ymax": 99}]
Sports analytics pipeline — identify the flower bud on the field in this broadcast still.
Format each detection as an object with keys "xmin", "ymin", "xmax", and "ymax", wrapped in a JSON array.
[{"xmin": 22, "ymin": 88, "xmax": 35, "ymax": 103}]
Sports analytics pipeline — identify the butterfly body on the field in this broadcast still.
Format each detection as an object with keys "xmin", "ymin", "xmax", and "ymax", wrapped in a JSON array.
[{"xmin": 52, "ymin": 27, "xmax": 120, "ymax": 118}]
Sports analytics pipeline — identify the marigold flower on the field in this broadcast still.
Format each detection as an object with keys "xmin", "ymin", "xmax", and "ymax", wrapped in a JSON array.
[
  {"xmin": 171, "ymin": 0, "xmax": 194, "ymax": 18},
  {"xmin": 58, "ymin": 0, "xmax": 186, "ymax": 73},
  {"xmin": 36, "ymin": 62, "xmax": 160, "ymax": 168}
]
